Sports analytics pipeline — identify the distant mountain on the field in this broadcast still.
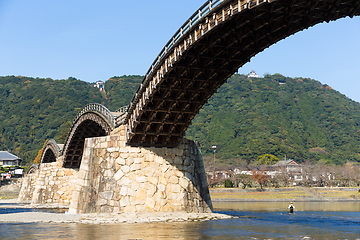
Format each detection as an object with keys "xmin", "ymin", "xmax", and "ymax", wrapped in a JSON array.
[
  {"xmin": 186, "ymin": 74, "xmax": 360, "ymax": 165},
  {"xmin": 1, "ymin": 73, "xmax": 360, "ymax": 166}
]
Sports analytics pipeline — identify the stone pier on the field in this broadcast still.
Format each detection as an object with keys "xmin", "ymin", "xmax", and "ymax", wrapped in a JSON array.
[
  {"xmin": 19, "ymin": 160, "xmax": 78, "ymax": 205},
  {"xmin": 19, "ymin": 126, "xmax": 213, "ymax": 214}
]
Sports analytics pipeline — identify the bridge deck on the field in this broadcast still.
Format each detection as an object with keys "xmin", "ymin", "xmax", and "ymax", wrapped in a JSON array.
[{"xmin": 124, "ymin": 0, "xmax": 360, "ymax": 147}]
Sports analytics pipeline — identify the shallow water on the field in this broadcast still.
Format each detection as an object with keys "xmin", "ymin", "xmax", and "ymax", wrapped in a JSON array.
[
  {"xmin": 1, "ymin": 202, "xmax": 360, "ymax": 239},
  {"xmin": 0, "ymin": 202, "xmax": 68, "ymax": 214},
  {"xmin": 214, "ymin": 201, "xmax": 360, "ymax": 212}
]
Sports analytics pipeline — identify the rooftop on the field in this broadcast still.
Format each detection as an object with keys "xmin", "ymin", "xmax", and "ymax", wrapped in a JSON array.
[
  {"xmin": 0, "ymin": 151, "xmax": 21, "ymax": 160},
  {"xmin": 272, "ymin": 159, "xmax": 299, "ymax": 166}
]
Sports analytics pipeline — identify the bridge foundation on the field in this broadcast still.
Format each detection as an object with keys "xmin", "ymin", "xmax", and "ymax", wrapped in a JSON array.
[
  {"xmin": 19, "ymin": 160, "xmax": 78, "ymax": 205},
  {"xmin": 20, "ymin": 126, "xmax": 213, "ymax": 214}
]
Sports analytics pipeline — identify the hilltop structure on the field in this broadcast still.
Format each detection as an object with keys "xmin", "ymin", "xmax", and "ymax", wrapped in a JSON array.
[
  {"xmin": 94, "ymin": 80, "xmax": 105, "ymax": 91},
  {"xmin": 247, "ymin": 70, "xmax": 259, "ymax": 78}
]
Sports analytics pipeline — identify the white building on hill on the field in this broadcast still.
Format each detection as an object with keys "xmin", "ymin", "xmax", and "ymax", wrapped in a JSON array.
[
  {"xmin": 94, "ymin": 80, "xmax": 105, "ymax": 91},
  {"xmin": 247, "ymin": 70, "xmax": 259, "ymax": 78}
]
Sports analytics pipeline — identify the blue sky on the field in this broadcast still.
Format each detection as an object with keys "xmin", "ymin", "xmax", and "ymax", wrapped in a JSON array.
[{"xmin": 0, "ymin": 1, "xmax": 359, "ymax": 101}]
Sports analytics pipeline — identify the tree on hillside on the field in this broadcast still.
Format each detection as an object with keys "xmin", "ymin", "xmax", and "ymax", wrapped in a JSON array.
[
  {"xmin": 186, "ymin": 73, "xmax": 360, "ymax": 165},
  {"xmin": 56, "ymin": 121, "xmax": 72, "ymax": 143},
  {"xmin": 257, "ymin": 154, "xmax": 279, "ymax": 165},
  {"xmin": 33, "ymin": 140, "xmax": 48, "ymax": 164}
]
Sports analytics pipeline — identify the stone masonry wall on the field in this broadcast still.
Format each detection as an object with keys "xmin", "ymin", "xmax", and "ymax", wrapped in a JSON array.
[
  {"xmin": 20, "ymin": 126, "xmax": 213, "ymax": 214},
  {"xmin": 19, "ymin": 158, "xmax": 78, "ymax": 205},
  {"xmin": 18, "ymin": 173, "xmax": 37, "ymax": 203},
  {"xmin": 69, "ymin": 127, "xmax": 212, "ymax": 214}
]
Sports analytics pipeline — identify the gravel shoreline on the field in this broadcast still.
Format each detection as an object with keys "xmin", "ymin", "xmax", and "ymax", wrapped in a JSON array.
[{"xmin": 0, "ymin": 199, "xmax": 232, "ymax": 224}]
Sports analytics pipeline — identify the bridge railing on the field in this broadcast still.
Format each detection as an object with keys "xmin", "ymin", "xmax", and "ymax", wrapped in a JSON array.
[
  {"xmin": 73, "ymin": 103, "xmax": 116, "ymax": 129},
  {"xmin": 46, "ymin": 139, "xmax": 61, "ymax": 156},
  {"xmin": 126, "ymin": 0, "xmax": 227, "ymax": 119},
  {"xmin": 156, "ymin": 0, "xmax": 222, "ymax": 57},
  {"xmin": 114, "ymin": 105, "xmax": 128, "ymax": 126},
  {"xmin": 125, "ymin": 0, "xmax": 271, "ymax": 134}
]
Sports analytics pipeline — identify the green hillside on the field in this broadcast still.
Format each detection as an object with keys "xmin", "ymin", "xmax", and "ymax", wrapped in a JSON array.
[
  {"xmin": 1, "ymin": 73, "xmax": 360, "ymax": 166},
  {"xmin": 186, "ymin": 74, "xmax": 360, "ymax": 165},
  {"xmin": 0, "ymin": 75, "xmax": 141, "ymax": 164}
]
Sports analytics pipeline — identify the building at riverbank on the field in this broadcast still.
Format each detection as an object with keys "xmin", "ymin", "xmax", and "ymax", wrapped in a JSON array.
[{"xmin": 0, "ymin": 151, "xmax": 22, "ymax": 166}]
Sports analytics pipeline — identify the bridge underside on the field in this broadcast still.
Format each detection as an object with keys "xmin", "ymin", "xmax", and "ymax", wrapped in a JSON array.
[
  {"xmin": 63, "ymin": 113, "xmax": 111, "ymax": 168},
  {"xmin": 42, "ymin": 148, "xmax": 56, "ymax": 164},
  {"xmin": 39, "ymin": 139, "xmax": 62, "ymax": 165},
  {"xmin": 128, "ymin": 69, "xmax": 231, "ymax": 147},
  {"xmin": 127, "ymin": 0, "xmax": 360, "ymax": 147}
]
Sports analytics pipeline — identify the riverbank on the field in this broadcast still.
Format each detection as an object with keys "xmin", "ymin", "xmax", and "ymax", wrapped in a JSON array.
[
  {"xmin": 210, "ymin": 186, "xmax": 360, "ymax": 202},
  {"xmin": 0, "ymin": 198, "xmax": 232, "ymax": 224},
  {"xmin": 0, "ymin": 183, "xmax": 20, "ymax": 199},
  {"xmin": 0, "ymin": 183, "xmax": 233, "ymax": 224}
]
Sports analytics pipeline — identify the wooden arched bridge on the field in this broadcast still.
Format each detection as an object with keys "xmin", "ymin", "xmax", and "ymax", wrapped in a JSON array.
[
  {"xmin": 41, "ymin": 103, "xmax": 127, "ymax": 168},
  {"xmin": 40, "ymin": 0, "xmax": 359, "ymax": 168}
]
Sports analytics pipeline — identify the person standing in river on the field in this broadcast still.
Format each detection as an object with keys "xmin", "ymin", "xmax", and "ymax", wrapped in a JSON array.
[{"xmin": 288, "ymin": 202, "xmax": 295, "ymax": 213}]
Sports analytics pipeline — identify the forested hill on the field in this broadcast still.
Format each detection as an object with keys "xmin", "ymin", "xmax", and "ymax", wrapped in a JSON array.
[
  {"xmin": 0, "ymin": 75, "xmax": 141, "ymax": 164},
  {"xmin": 1, "ymin": 74, "xmax": 360, "ymax": 166},
  {"xmin": 186, "ymin": 74, "xmax": 360, "ymax": 165}
]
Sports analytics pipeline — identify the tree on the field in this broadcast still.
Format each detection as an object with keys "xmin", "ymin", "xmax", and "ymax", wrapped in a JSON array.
[
  {"xmin": 277, "ymin": 165, "xmax": 291, "ymax": 187},
  {"xmin": 257, "ymin": 154, "xmax": 279, "ymax": 165},
  {"xmin": 224, "ymin": 179, "xmax": 233, "ymax": 188},
  {"xmin": 252, "ymin": 170, "xmax": 269, "ymax": 190},
  {"xmin": 234, "ymin": 174, "xmax": 252, "ymax": 189},
  {"xmin": 56, "ymin": 121, "xmax": 72, "ymax": 143},
  {"xmin": 33, "ymin": 140, "xmax": 48, "ymax": 164}
]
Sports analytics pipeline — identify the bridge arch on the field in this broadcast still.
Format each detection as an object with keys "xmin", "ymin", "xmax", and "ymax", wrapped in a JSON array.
[
  {"xmin": 27, "ymin": 163, "xmax": 39, "ymax": 174},
  {"xmin": 62, "ymin": 103, "xmax": 115, "ymax": 168},
  {"xmin": 39, "ymin": 139, "xmax": 61, "ymax": 165},
  {"xmin": 125, "ymin": 0, "xmax": 360, "ymax": 147}
]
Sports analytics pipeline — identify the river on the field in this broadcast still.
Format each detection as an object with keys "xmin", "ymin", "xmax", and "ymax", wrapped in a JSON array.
[{"xmin": 1, "ymin": 201, "xmax": 360, "ymax": 239}]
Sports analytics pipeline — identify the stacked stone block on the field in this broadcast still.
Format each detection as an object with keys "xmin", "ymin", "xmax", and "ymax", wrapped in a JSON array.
[
  {"xmin": 19, "ymin": 159, "xmax": 78, "ymax": 205},
  {"xmin": 69, "ymin": 128, "xmax": 212, "ymax": 214},
  {"xmin": 20, "ymin": 126, "xmax": 213, "ymax": 214},
  {"xmin": 18, "ymin": 173, "xmax": 37, "ymax": 203}
]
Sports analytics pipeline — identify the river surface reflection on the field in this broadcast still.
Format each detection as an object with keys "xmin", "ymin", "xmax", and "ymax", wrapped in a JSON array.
[{"xmin": 1, "ymin": 202, "xmax": 360, "ymax": 239}]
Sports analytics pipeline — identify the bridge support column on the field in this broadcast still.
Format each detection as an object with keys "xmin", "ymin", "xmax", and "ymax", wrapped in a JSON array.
[
  {"xmin": 19, "ymin": 160, "xmax": 78, "ymax": 205},
  {"xmin": 68, "ymin": 126, "xmax": 212, "ymax": 214}
]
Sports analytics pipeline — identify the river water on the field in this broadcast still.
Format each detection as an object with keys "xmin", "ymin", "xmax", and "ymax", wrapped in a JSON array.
[{"xmin": 1, "ymin": 202, "xmax": 360, "ymax": 239}]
